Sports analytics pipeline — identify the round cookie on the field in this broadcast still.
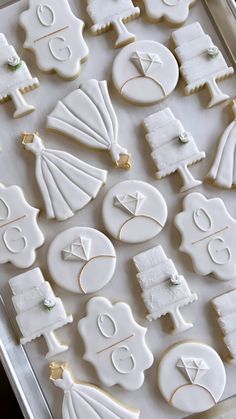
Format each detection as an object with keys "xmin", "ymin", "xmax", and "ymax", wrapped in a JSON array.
[
  {"xmin": 48, "ymin": 227, "xmax": 116, "ymax": 294},
  {"xmin": 112, "ymin": 40, "xmax": 179, "ymax": 105},
  {"xmin": 157, "ymin": 341, "xmax": 226, "ymax": 414},
  {"xmin": 102, "ymin": 180, "xmax": 167, "ymax": 243}
]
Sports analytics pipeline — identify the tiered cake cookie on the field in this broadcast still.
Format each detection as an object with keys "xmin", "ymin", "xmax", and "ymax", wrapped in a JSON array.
[
  {"xmin": 144, "ymin": 108, "xmax": 205, "ymax": 192},
  {"xmin": 0, "ymin": 33, "xmax": 39, "ymax": 118},
  {"xmin": 9, "ymin": 268, "xmax": 73, "ymax": 358},
  {"xmin": 133, "ymin": 245, "xmax": 197, "ymax": 333},
  {"xmin": 172, "ymin": 22, "xmax": 234, "ymax": 107}
]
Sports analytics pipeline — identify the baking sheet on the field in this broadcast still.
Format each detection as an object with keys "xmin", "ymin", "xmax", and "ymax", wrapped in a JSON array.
[{"xmin": 0, "ymin": 1, "xmax": 236, "ymax": 418}]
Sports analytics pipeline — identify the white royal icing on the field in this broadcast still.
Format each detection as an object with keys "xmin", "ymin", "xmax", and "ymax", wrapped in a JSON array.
[
  {"xmin": 48, "ymin": 227, "xmax": 116, "ymax": 294},
  {"xmin": 86, "ymin": 0, "xmax": 140, "ymax": 48},
  {"xmin": 78, "ymin": 296, "xmax": 154, "ymax": 390},
  {"xmin": 102, "ymin": 180, "xmax": 167, "ymax": 244},
  {"xmin": 0, "ymin": 184, "xmax": 44, "ymax": 268},
  {"xmin": 143, "ymin": 0, "xmax": 196, "ymax": 26},
  {"xmin": 51, "ymin": 367, "xmax": 140, "ymax": 419},
  {"xmin": 207, "ymin": 100, "xmax": 236, "ymax": 188},
  {"xmin": 212, "ymin": 289, "xmax": 236, "ymax": 364},
  {"xmin": 144, "ymin": 108, "xmax": 205, "ymax": 192},
  {"xmin": 47, "ymin": 79, "xmax": 131, "ymax": 169},
  {"xmin": 175, "ymin": 192, "xmax": 236, "ymax": 280},
  {"xmin": 157, "ymin": 341, "xmax": 226, "ymax": 413},
  {"xmin": 9, "ymin": 268, "xmax": 73, "ymax": 358},
  {"xmin": 172, "ymin": 22, "xmax": 234, "ymax": 108},
  {"xmin": 133, "ymin": 245, "xmax": 197, "ymax": 333},
  {"xmin": 0, "ymin": 33, "xmax": 39, "ymax": 118},
  {"xmin": 112, "ymin": 40, "xmax": 179, "ymax": 105},
  {"xmin": 19, "ymin": 0, "xmax": 88, "ymax": 79},
  {"xmin": 21, "ymin": 133, "xmax": 107, "ymax": 221}
]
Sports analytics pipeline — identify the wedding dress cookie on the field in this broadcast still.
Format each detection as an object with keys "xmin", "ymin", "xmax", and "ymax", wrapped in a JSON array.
[
  {"xmin": 133, "ymin": 245, "xmax": 197, "ymax": 333},
  {"xmin": 78, "ymin": 296, "xmax": 154, "ymax": 390},
  {"xmin": 47, "ymin": 79, "xmax": 131, "ymax": 169},
  {"xmin": 21, "ymin": 132, "xmax": 107, "ymax": 221},
  {"xmin": 112, "ymin": 40, "xmax": 179, "ymax": 105},
  {"xmin": 172, "ymin": 22, "xmax": 234, "ymax": 108},
  {"xmin": 144, "ymin": 108, "xmax": 205, "ymax": 192},
  {"xmin": 0, "ymin": 33, "xmax": 39, "ymax": 118},
  {"xmin": 48, "ymin": 227, "xmax": 116, "ymax": 294},
  {"xmin": 9, "ymin": 268, "xmax": 73, "ymax": 358},
  {"xmin": 86, "ymin": 0, "xmax": 140, "ymax": 49},
  {"xmin": 50, "ymin": 362, "xmax": 140, "ymax": 419},
  {"xmin": 0, "ymin": 184, "xmax": 44, "ymax": 268},
  {"xmin": 20, "ymin": 0, "xmax": 88, "ymax": 79},
  {"xmin": 207, "ymin": 99, "xmax": 236, "ymax": 188},
  {"xmin": 157, "ymin": 341, "xmax": 226, "ymax": 413},
  {"xmin": 212, "ymin": 289, "xmax": 236, "ymax": 364},
  {"xmin": 102, "ymin": 180, "xmax": 167, "ymax": 243},
  {"xmin": 175, "ymin": 192, "xmax": 236, "ymax": 280},
  {"xmin": 143, "ymin": 0, "xmax": 196, "ymax": 26}
]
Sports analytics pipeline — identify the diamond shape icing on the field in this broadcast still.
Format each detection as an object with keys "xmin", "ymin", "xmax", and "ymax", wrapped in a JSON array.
[
  {"xmin": 114, "ymin": 191, "xmax": 145, "ymax": 216},
  {"xmin": 131, "ymin": 51, "xmax": 162, "ymax": 76},
  {"xmin": 62, "ymin": 236, "xmax": 91, "ymax": 261},
  {"xmin": 176, "ymin": 357, "xmax": 209, "ymax": 384}
]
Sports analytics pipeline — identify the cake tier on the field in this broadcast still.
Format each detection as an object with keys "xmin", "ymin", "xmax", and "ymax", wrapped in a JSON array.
[
  {"xmin": 88, "ymin": 0, "xmax": 137, "ymax": 23},
  {"xmin": 12, "ymin": 282, "xmax": 55, "ymax": 314},
  {"xmin": 137, "ymin": 259, "xmax": 177, "ymax": 289},
  {"xmin": 9, "ymin": 267, "xmax": 44, "ymax": 295},
  {"xmin": 16, "ymin": 298, "xmax": 67, "ymax": 337},
  {"xmin": 151, "ymin": 138, "xmax": 199, "ymax": 171},
  {"xmin": 133, "ymin": 245, "xmax": 166, "ymax": 272}
]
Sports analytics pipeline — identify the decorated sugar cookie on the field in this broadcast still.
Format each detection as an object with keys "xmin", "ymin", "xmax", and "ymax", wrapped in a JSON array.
[
  {"xmin": 157, "ymin": 341, "xmax": 226, "ymax": 413},
  {"xmin": 21, "ymin": 132, "xmax": 107, "ymax": 221},
  {"xmin": 0, "ymin": 184, "xmax": 44, "ymax": 268},
  {"xmin": 78, "ymin": 296, "xmax": 154, "ymax": 390},
  {"xmin": 86, "ymin": 0, "xmax": 140, "ymax": 49},
  {"xmin": 0, "ymin": 33, "xmax": 39, "ymax": 118},
  {"xmin": 144, "ymin": 108, "xmax": 205, "ymax": 192},
  {"xmin": 20, "ymin": 0, "xmax": 88, "ymax": 79},
  {"xmin": 207, "ymin": 99, "xmax": 236, "ymax": 188},
  {"xmin": 47, "ymin": 79, "xmax": 131, "ymax": 169},
  {"xmin": 212, "ymin": 289, "xmax": 236, "ymax": 364},
  {"xmin": 143, "ymin": 0, "xmax": 196, "ymax": 26},
  {"xmin": 48, "ymin": 227, "xmax": 116, "ymax": 294},
  {"xmin": 102, "ymin": 180, "xmax": 168, "ymax": 244},
  {"xmin": 9, "ymin": 268, "xmax": 73, "ymax": 358},
  {"xmin": 50, "ymin": 362, "xmax": 140, "ymax": 419},
  {"xmin": 172, "ymin": 22, "xmax": 234, "ymax": 107},
  {"xmin": 112, "ymin": 40, "xmax": 179, "ymax": 105},
  {"xmin": 175, "ymin": 192, "xmax": 236, "ymax": 280},
  {"xmin": 133, "ymin": 245, "xmax": 198, "ymax": 333}
]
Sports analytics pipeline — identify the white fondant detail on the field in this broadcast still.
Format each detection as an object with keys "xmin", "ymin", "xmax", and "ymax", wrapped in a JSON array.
[
  {"xmin": 86, "ymin": 0, "xmax": 140, "ymax": 48},
  {"xmin": 0, "ymin": 184, "xmax": 44, "ymax": 268},
  {"xmin": 47, "ymin": 79, "xmax": 130, "ymax": 168},
  {"xmin": 22, "ymin": 133, "xmax": 107, "ymax": 221},
  {"xmin": 48, "ymin": 227, "xmax": 116, "ymax": 294},
  {"xmin": 3, "ymin": 226, "xmax": 27, "ymax": 254},
  {"xmin": 157, "ymin": 341, "xmax": 226, "ymax": 414},
  {"xmin": 175, "ymin": 192, "xmax": 236, "ymax": 280},
  {"xmin": 133, "ymin": 245, "xmax": 197, "ymax": 333},
  {"xmin": 144, "ymin": 108, "xmax": 205, "ymax": 192},
  {"xmin": 207, "ymin": 100, "xmax": 236, "ymax": 189},
  {"xmin": 112, "ymin": 40, "xmax": 179, "ymax": 105},
  {"xmin": 48, "ymin": 36, "xmax": 72, "ymax": 61},
  {"xmin": 102, "ymin": 180, "xmax": 168, "ymax": 244},
  {"xmin": 144, "ymin": 0, "xmax": 195, "ymax": 26},
  {"xmin": 9, "ymin": 268, "xmax": 73, "ymax": 358},
  {"xmin": 193, "ymin": 208, "xmax": 212, "ymax": 232},
  {"xmin": 111, "ymin": 346, "xmax": 136, "ymax": 374},
  {"xmin": 52, "ymin": 368, "xmax": 140, "ymax": 418},
  {"xmin": 97, "ymin": 313, "xmax": 117, "ymax": 338},
  {"xmin": 20, "ymin": 0, "xmax": 89, "ymax": 79},
  {"xmin": 78, "ymin": 296, "xmax": 154, "ymax": 390},
  {"xmin": 172, "ymin": 22, "xmax": 234, "ymax": 107},
  {"xmin": 0, "ymin": 33, "xmax": 39, "ymax": 118},
  {"xmin": 212, "ymin": 289, "xmax": 236, "ymax": 364},
  {"xmin": 37, "ymin": 4, "xmax": 55, "ymax": 27}
]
